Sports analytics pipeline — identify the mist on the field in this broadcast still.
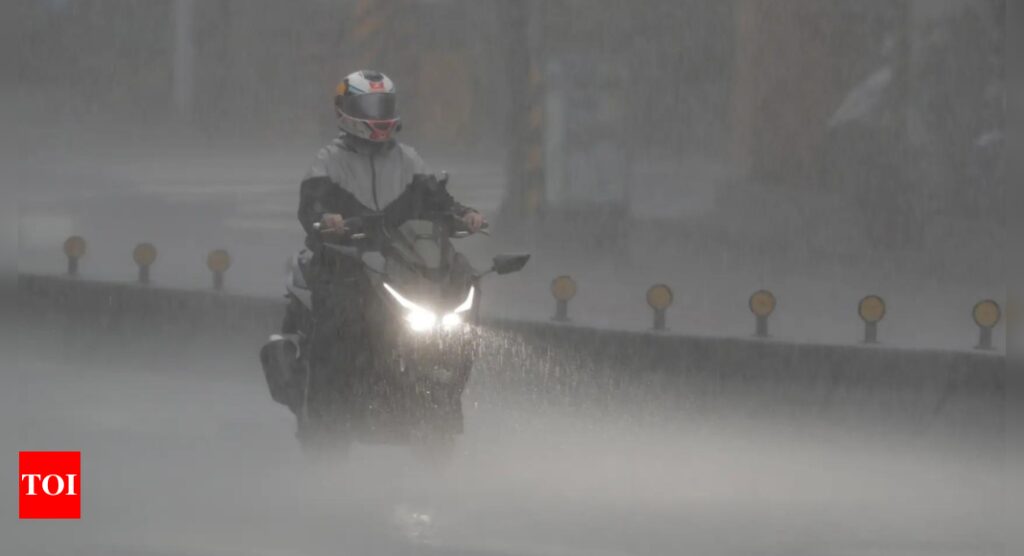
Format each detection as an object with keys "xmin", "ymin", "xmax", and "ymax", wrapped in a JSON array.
[{"xmin": 2, "ymin": 1, "xmax": 1012, "ymax": 555}]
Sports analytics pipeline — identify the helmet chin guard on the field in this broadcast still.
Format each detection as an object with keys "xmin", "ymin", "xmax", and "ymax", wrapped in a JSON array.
[
  {"xmin": 335, "ymin": 70, "xmax": 400, "ymax": 142},
  {"xmin": 337, "ymin": 111, "xmax": 401, "ymax": 142}
]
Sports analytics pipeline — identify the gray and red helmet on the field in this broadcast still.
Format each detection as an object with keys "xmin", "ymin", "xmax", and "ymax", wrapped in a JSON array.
[{"xmin": 334, "ymin": 70, "xmax": 400, "ymax": 142}]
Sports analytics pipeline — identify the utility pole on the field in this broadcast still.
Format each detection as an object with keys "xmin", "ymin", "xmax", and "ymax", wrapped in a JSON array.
[
  {"xmin": 500, "ymin": 0, "xmax": 545, "ymax": 222},
  {"xmin": 172, "ymin": 0, "xmax": 195, "ymax": 119}
]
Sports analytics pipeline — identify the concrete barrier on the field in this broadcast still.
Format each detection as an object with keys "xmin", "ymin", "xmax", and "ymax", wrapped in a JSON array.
[
  {"xmin": 478, "ymin": 319, "xmax": 1003, "ymax": 430},
  {"xmin": 19, "ymin": 273, "xmax": 279, "ymax": 329},
  {"xmin": 18, "ymin": 273, "xmax": 1004, "ymax": 435}
]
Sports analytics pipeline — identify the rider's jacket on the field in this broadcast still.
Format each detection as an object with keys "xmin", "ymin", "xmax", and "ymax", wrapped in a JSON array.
[{"xmin": 298, "ymin": 133, "xmax": 471, "ymax": 248}]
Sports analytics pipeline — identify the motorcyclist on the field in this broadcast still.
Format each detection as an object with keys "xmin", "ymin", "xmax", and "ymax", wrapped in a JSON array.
[{"xmin": 294, "ymin": 70, "xmax": 485, "ymax": 421}]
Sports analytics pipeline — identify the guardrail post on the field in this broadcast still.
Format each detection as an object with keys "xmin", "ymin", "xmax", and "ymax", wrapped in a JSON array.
[
  {"xmin": 748, "ymin": 290, "xmax": 776, "ymax": 337},
  {"xmin": 207, "ymin": 249, "xmax": 231, "ymax": 291},
  {"xmin": 858, "ymin": 295, "xmax": 886, "ymax": 344},
  {"xmin": 133, "ymin": 243, "xmax": 157, "ymax": 284},
  {"xmin": 63, "ymin": 236, "xmax": 86, "ymax": 276},
  {"xmin": 646, "ymin": 284, "xmax": 673, "ymax": 331},
  {"xmin": 551, "ymin": 275, "xmax": 576, "ymax": 322},
  {"xmin": 864, "ymin": 321, "xmax": 878, "ymax": 343},
  {"xmin": 972, "ymin": 299, "xmax": 1000, "ymax": 350},
  {"xmin": 977, "ymin": 325, "xmax": 992, "ymax": 350}
]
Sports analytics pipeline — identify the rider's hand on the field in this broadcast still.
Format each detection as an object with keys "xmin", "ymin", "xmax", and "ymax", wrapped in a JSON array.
[
  {"xmin": 462, "ymin": 211, "xmax": 486, "ymax": 233},
  {"xmin": 320, "ymin": 213, "xmax": 345, "ymax": 232}
]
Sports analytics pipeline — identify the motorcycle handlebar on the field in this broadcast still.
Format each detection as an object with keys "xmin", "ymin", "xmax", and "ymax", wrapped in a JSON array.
[{"xmin": 314, "ymin": 212, "xmax": 487, "ymax": 239}]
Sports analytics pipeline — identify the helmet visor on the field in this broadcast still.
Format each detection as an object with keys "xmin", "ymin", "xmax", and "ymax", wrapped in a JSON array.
[{"xmin": 340, "ymin": 93, "xmax": 397, "ymax": 120}]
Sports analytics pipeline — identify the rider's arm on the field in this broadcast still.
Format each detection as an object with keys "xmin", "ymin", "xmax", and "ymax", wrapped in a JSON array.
[
  {"xmin": 297, "ymin": 176, "xmax": 371, "ymax": 236},
  {"xmin": 391, "ymin": 173, "xmax": 477, "ymax": 218},
  {"xmin": 385, "ymin": 174, "xmax": 483, "ymax": 232},
  {"xmin": 432, "ymin": 185, "xmax": 484, "ymax": 231},
  {"xmin": 422, "ymin": 175, "xmax": 476, "ymax": 217},
  {"xmin": 401, "ymin": 145, "xmax": 479, "ymax": 217}
]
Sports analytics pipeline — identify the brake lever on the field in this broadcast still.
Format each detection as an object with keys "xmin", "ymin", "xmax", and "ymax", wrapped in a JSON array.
[{"xmin": 452, "ymin": 229, "xmax": 490, "ymax": 239}]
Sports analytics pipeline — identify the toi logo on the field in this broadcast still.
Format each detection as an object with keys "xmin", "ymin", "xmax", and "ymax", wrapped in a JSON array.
[{"xmin": 19, "ymin": 451, "xmax": 81, "ymax": 519}]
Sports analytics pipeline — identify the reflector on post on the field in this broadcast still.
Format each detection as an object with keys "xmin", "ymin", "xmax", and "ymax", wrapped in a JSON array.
[
  {"xmin": 207, "ymin": 249, "xmax": 231, "ymax": 290},
  {"xmin": 646, "ymin": 284, "xmax": 673, "ymax": 331},
  {"xmin": 858, "ymin": 295, "xmax": 886, "ymax": 343},
  {"xmin": 132, "ymin": 242, "xmax": 157, "ymax": 284},
  {"xmin": 63, "ymin": 236, "xmax": 86, "ymax": 276},
  {"xmin": 748, "ymin": 290, "xmax": 776, "ymax": 337},
  {"xmin": 550, "ymin": 275, "xmax": 576, "ymax": 322},
  {"xmin": 972, "ymin": 299, "xmax": 1000, "ymax": 350}
]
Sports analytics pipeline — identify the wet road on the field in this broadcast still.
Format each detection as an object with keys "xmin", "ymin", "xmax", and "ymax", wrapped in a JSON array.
[{"xmin": 0, "ymin": 316, "xmax": 1009, "ymax": 556}]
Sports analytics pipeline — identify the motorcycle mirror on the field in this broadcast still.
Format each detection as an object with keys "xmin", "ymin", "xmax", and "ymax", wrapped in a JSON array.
[{"xmin": 491, "ymin": 254, "xmax": 530, "ymax": 275}]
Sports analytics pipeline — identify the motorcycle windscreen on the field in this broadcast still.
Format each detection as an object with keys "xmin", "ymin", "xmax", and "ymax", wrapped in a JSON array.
[{"xmin": 392, "ymin": 220, "xmax": 443, "ymax": 269}]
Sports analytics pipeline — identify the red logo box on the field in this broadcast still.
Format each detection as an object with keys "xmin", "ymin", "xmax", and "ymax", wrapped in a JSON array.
[{"xmin": 19, "ymin": 451, "xmax": 81, "ymax": 519}]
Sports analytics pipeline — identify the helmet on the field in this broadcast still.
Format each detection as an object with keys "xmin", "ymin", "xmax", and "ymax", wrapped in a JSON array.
[{"xmin": 334, "ymin": 70, "xmax": 400, "ymax": 143}]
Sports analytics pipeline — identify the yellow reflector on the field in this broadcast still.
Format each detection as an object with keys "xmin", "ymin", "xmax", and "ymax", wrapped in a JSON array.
[
  {"xmin": 749, "ymin": 290, "xmax": 776, "ymax": 317},
  {"xmin": 132, "ymin": 242, "xmax": 157, "ymax": 267},
  {"xmin": 550, "ymin": 275, "xmax": 577, "ymax": 301},
  {"xmin": 858, "ymin": 295, "xmax": 886, "ymax": 323},
  {"xmin": 646, "ymin": 284, "xmax": 673, "ymax": 310},
  {"xmin": 206, "ymin": 249, "xmax": 232, "ymax": 273},
  {"xmin": 63, "ymin": 236, "xmax": 87, "ymax": 258},
  {"xmin": 972, "ymin": 299, "xmax": 1000, "ymax": 328}
]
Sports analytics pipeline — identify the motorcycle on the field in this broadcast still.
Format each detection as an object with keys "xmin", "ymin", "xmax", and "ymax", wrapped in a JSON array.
[{"xmin": 260, "ymin": 201, "xmax": 529, "ymax": 458}]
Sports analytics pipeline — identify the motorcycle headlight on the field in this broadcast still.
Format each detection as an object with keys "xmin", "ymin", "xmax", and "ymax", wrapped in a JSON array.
[
  {"xmin": 383, "ymin": 283, "xmax": 474, "ymax": 333},
  {"xmin": 383, "ymin": 283, "xmax": 436, "ymax": 333},
  {"xmin": 441, "ymin": 286, "xmax": 475, "ymax": 329},
  {"xmin": 407, "ymin": 310, "xmax": 438, "ymax": 332}
]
